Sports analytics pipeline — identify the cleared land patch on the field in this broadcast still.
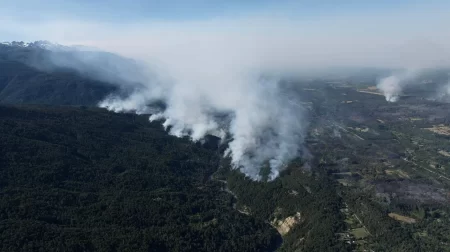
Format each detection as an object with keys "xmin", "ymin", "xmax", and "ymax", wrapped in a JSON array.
[
  {"xmin": 438, "ymin": 150, "xmax": 450, "ymax": 157},
  {"xmin": 385, "ymin": 169, "xmax": 410, "ymax": 179},
  {"xmin": 351, "ymin": 228, "xmax": 370, "ymax": 239},
  {"xmin": 357, "ymin": 89, "xmax": 384, "ymax": 96},
  {"xmin": 425, "ymin": 125, "xmax": 450, "ymax": 136},
  {"xmin": 388, "ymin": 213, "xmax": 416, "ymax": 224}
]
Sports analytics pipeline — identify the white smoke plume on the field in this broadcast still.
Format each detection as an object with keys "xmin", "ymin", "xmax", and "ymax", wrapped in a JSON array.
[
  {"xmin": 377, "ymin": 75, "xmax": 403, "ymax": 102},
  {"xmin": 377, "ymin": 68, "xmax": 450, "ymax": 102},
  {"xmin": 100, "ymin": 68, "xmax": 307, "ymax": 181},
  {"xmin": 377, "ymin": 70, "xmax": 418, "ymax": 102}
]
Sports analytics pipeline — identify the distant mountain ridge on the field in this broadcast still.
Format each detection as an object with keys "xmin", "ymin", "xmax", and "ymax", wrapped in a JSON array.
[
  {"xmin": 0, "ymin": 40, "xmax": 69, "ymax": 51},
  {"xmin": 0, "ymin": 40, "xmax": 148, "ymax": 106}
]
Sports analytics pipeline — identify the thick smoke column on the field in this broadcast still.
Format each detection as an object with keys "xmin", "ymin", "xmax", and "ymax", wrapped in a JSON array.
[
  {"xmin": 101, "ymin": 70, "xmax": 307, "ymax": 180},
  {"xmin": 223, "ymin": 79, "xmax": 305, "ymax": 180}
]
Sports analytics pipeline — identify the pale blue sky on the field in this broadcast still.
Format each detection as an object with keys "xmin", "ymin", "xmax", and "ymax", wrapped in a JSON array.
[{"xmin": 1, "ymin": 0, "xmax": 446, "ymax": 22}]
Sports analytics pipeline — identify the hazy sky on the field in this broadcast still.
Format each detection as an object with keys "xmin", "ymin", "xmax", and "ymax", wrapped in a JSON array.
[{"xmin": 1, "ymin": 0, "xmax": 450, "ymax": 68}]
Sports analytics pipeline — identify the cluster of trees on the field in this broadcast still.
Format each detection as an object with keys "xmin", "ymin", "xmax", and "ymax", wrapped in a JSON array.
[
  {"xmin": 344, "ymin": 190, "xmax": 418, "ymax": 251},
  {"xmin": 388, "ymin": 198, "xmax": 450, "ymax": 251},
  {"xmin": 0, "ymin": 105, "xmax": 280, "ymax": 251},
  {"xmin": 223, "ymin": 163, "xmax": 352, "ymax": 252},
  {"xmin": 343, "ymin": 188, "xmax": 450, "ymax": 252}
]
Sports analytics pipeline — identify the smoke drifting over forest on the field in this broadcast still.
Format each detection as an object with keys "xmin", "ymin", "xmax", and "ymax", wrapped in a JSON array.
[
  {"xmin": 16, "ymin": 38, "xmax": 308, "ymax": 180},
  {"xmin": 3, "ymin": 4, "xmax": 450, "ymax": 179},
  {"xmin": 98, "ymin": 57, "xmax": 308, "ymax": 181}
]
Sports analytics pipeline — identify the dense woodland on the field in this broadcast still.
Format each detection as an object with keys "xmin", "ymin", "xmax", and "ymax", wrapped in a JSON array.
[
  {"xmin": 2, "ymin": 104, "xmax": 448, "ymax": 251},
  {"xmin": 0, "ymin": 105, "xmax": 280, "ymax": 251},
  {"xmin": 224, "ymin": 165, "xmax": 352, "ymax": 252}
]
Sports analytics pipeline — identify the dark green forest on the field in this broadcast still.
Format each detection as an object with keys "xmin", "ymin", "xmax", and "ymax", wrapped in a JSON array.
[
  {"xmin": 1, "ymin": 105, "xmax": 444, "ymax": 252},
  {"xmin": 224, "ymin": 166, "xmax": 352, "ymax": 252},
  {"xmin": 0, "ymin": 105, "xmax": 280, "ymax": 252}
]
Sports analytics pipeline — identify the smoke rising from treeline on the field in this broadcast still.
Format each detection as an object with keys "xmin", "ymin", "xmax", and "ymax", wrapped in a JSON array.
[
  {"xmin": 99, "ymin": 64, "xmax": 308, "ymax": 181},
  {"xmin": 4, "ymin": 5, "xmax": 450, "ymax": 179}
]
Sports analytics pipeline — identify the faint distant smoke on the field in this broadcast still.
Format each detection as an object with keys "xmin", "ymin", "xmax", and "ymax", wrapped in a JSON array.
[
  {"xmin": 25, "ymin": 43, "xmax": 153, "ymax": 90},
  {"xmin": 376, "ymin": 70, "xmax": 417, "ymax": 102},
  {"xmin": 435, "ymin": 80, "xmax": 450, "ymax": 101},
  {"xmin": 444, "ymin": 82, "xmax": 450, "ymax": 96},
  {"xmin": 332, "ymin": 128, "xmax": 341, "ymax": 138}
]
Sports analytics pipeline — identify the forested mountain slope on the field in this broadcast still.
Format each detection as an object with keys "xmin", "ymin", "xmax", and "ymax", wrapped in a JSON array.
[
  {"xmin": 0, "ymin": 42, "xmax": 124, "ymax": 106},
  {"xmin": 0, "ymin": 105, "xmax": 280, "ymax": 252},
  {"xmin": 0, "ymin": 59, "xmax": 115, "ymax": 105}
]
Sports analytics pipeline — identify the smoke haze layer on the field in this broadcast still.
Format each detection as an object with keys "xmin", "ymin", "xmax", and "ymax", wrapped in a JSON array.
[{"xmin": 3, "ymin": 2, "xmax": 450, "ymax": 179}]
